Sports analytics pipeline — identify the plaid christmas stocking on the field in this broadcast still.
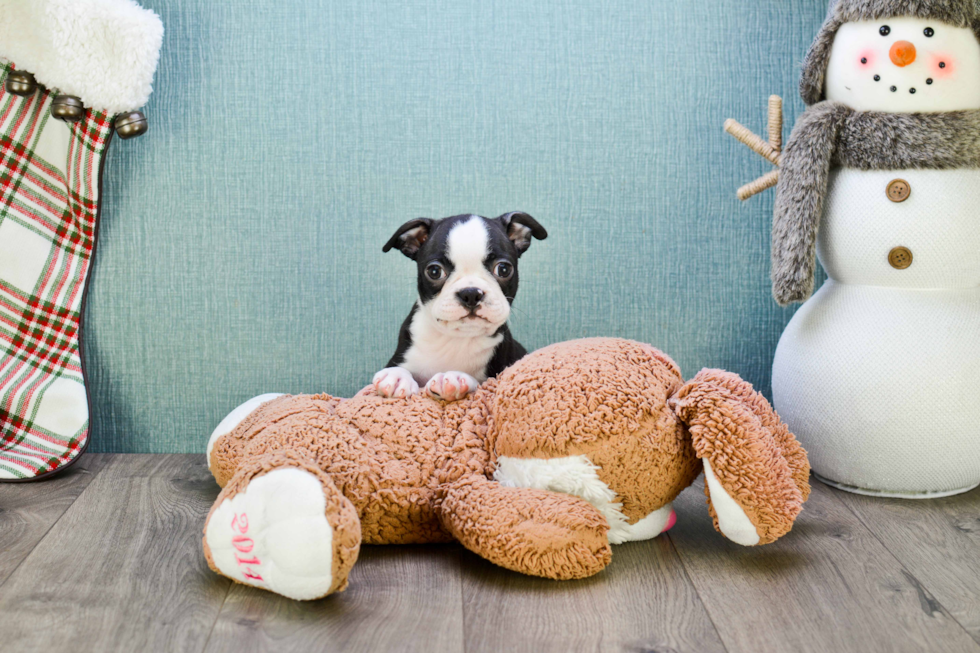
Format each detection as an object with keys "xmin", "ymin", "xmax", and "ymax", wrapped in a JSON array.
[
  {"xmin": 0, "ymin": 63, "xmax": 114, "ymax": 479},
  {"xmin": 0, "ymin": 0, "xmax": 162, "ymax": 480}
]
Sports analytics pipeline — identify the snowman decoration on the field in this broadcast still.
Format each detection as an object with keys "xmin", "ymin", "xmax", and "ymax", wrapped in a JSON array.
[{"xmin": 728, "ymin": 0, "xmax": 980, "ymax": 497}]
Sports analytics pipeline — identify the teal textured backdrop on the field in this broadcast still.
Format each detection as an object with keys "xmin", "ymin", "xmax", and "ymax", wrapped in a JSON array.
[{"xmin": 86, "ymin": 0, "xmax": 828, "ymax": 453}]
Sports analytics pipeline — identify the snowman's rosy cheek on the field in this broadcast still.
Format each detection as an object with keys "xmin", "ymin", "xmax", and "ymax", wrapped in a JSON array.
[
  {"xmin": 857, "ymin": 49, "xmax": 877, "ymax": 68},
  {"xmin": 931, "ymin": 54, "xmax": 955, "ymax": 78}
]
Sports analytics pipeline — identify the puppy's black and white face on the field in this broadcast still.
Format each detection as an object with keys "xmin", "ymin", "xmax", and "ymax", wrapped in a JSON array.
[{"xmin": 384, "ymin": 212, "xmax": 547, "ymax": 338}]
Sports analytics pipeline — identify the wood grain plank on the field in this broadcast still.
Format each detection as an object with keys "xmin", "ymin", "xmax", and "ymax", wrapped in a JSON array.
[
  {"xmin": 0, "ymin": 454, "xmax": 230, "ymax": 652},
  {"xmin": 668, "ymin": 480, "xmax": 980, "ymax": 653},
  {"xmin": 460, "ymin": 531, "xmax": 728, "ymax": 653},
  {"xmin": 834, "ymin": 486, "xmax": 980, "ymax": 644},
  {"xmin": 0, "ymin": 454, "xmax": 110, "ymax": 587},
  {"xmin": 203, "ymin": 544, "xmax": 465, "ymax": 653}
]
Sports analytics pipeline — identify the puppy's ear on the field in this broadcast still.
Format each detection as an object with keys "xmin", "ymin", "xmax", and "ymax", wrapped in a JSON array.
[
  {"xmin": 383, "ymin": 218, "xmax": 434, "ymax": 260},
  {"xmin": 497, "ymin": 212, "xmax": 547, "ymax": 256}
]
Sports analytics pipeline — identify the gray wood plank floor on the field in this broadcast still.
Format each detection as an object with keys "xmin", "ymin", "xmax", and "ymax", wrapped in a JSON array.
[{"xmin": 0, "ymin": 454, "xmax": 977, "ymax": 653}]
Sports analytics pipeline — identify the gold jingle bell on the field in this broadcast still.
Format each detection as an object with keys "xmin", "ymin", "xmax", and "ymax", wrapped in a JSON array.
[
  {"xmin": 5, "ymin": 70, "xmax": 37, "ymax": 96},
  {"xmin": 114, "ymin": 111, "xmax": 148, "ymax": 139},
  {"xmin": 51, "ymin": 95, "xmax": 85, "ymax": 122}
]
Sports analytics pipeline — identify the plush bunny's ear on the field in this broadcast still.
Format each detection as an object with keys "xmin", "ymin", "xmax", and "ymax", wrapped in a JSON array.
[
  {"xmin": 497, "ymin": 212, "xmax": 547, "ymax": 256},
  {"xmin": 669, "ymin": 370, "xmax": 810, "ymax": 546},
  {"xmin": 382, "ymin": 218, "xmax": 434, "ymax": 260}
]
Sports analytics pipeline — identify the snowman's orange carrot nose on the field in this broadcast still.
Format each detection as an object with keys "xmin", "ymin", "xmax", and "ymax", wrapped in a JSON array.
[{"xmin": 890, "ymin": 41, "xmax": 917, "ymax": 67}]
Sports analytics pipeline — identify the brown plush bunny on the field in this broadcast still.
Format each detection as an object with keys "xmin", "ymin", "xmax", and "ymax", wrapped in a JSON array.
[{"xmin": 202, "ymin": 338, "xmax": 809, "ymax": 600}]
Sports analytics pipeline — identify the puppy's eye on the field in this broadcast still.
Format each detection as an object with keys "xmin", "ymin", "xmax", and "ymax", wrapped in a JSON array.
[
  {"xmin": 493, "ymin": 261, "xmax": 514, "ymax": 280},
  {"xmin": 924, "ymin": 27, "xmax": 935, "ymax": 37},
  {"xmin": 425, "ymin": 264, "xmax": 446, "ymax": 281},
  {"xmin": 880, "ymin": 25, "xmax": 891, "ymax": 36}
]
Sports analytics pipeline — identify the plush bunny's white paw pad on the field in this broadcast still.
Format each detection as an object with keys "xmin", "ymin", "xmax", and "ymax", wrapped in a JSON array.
[
  {"xmin": 703, "ymin": 459, "xmax": 761, "ymax": 546},
  {"xmin": 373, "ymin": 368, "xmax": 419, "ymax": 398},
  {"xmin": 207, "ymin": 393, "xmax": 284, "ymax": 467},
  {"xmin": 425, "ymin": 372, "xmax": 478, "ymax": 402},
  {"xmin": 206, "ymin": 468, "xmax": 335, "ymax": 600}
]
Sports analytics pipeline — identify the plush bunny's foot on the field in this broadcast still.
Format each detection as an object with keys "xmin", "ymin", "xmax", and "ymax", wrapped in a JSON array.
[
  {"xmin": 425, "ymin": 372, "xmax": 478, "ymax": 402},
  {"xmin": 203, "ymin": 456, "xmax": 361, "ymax": 600}
]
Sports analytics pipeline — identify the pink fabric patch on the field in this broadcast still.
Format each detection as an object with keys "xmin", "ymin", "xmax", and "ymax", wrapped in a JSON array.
[
  {"xmin": 931, "ymin": 53, "xmax": 955, "ymax": 78},
  {"xmin": 858, "ymin": 48, "xmax": 877, "ymax": 68}
]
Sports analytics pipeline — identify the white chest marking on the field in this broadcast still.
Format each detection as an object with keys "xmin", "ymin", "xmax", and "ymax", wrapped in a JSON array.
[{"xmin": 400, "ymin": 307, "xmax": 502, "ymax": 383}]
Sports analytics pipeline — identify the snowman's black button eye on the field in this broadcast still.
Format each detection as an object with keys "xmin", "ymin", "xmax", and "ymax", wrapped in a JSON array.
[
  {"xmin": 880, "ymin": 25, "xmax": 891, "ymax": 36},
  {"xmin": 861, "ymin": 57, "xmax": 868, "ymax": 64},
  {"xmin": 924, "ymin": 27, "xmax": 935, "ymax": 37},
  {"xmin": 874, "ymin": 75, "xmax": 881, "ymax": 81},
  {"xmin": 927, "ymin": 78, "xmax": 934, "ymax": 84},
  {"xmin": 939, "ymin": 62, "xmax": 946, "ymax": 68}
]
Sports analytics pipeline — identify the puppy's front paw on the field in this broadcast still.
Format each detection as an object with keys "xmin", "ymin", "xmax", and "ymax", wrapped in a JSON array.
[
  {"xmin": 373, "ymin": 368, "xmax": 419, "ymax": 398},
  {"xmin": 425, "ymin": 372, "xmax": 479, "ymax": 402}
]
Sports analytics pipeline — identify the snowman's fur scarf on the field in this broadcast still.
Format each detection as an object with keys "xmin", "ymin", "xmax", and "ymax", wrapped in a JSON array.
[
  {"xmin": 801, "ymin": 0, "xmax": 980, "ymax": 105},
  {"xmin": 772, "ymin": 101, "xmax": 980, "ymax": 305},
  {"xmin": 0, "ymin": 0, "xmax": 163, "ymax": 114}
]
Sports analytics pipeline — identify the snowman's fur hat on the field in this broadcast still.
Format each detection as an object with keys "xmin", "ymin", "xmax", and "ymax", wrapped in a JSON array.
[{"xmin": 801, "ymin": 0, "xmax": 980, "ymax": 105}]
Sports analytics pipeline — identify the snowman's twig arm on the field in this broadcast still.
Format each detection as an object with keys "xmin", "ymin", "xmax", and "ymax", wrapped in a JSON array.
[
  {"xmin": 724, "ymin": 120, "xmax": 782, "ymax": 168},
  {"xmin": 768, "ymin": 95, "xmax": 783, "ymax": 152},
  {"xmin": 738, "ymin": 169, "xmax": 780, "ymax": 200},
  {"xmin": 725, "ymin": 95, "xmax": 784, "ymax": 200}
]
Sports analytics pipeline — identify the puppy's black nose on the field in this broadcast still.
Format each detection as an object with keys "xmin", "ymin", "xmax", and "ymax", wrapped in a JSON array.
[{"xmin": 456, "ymin": 287, "xmax": 485, "ymax": 309}]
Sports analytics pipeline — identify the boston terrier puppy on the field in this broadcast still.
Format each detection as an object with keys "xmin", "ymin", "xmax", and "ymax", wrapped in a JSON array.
[{"xmin": 373, "ymin": 212, "xmax": 547, "ymax": 401}]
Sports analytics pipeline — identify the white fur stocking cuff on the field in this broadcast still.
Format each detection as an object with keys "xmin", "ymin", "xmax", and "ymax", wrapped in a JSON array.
[{"xmin": 0, "ymin": 0, "xmax": 163, "ymax": 114}]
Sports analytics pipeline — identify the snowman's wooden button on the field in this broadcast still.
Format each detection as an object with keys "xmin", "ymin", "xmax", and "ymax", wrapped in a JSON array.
[
  {"xmin": 887, "ymin": 179, "xmax": 911, "ymax": 203},
  {"xmin": 888, "ymin": 246, "xmax": 913, "ymax": 270}
]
